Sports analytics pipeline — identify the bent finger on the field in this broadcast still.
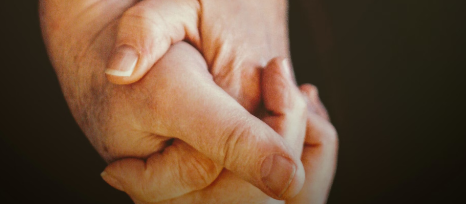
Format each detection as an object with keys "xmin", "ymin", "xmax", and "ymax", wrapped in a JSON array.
[
  {"xmin": 262, "ymin": 58, "xmax": 307, "ymax": 155},
  {"xmin": 261, "ymin": 57, "xmax": 310, "ymax": 201},
  {"xmin": 133, "ymin": 43, "xmax": 304, "ymax": 199},
  {"xmin": 299, "ymin": 84, "xmax": 337, "ymax": 146},
  {"xmin": 300, "ymin": 84, "xmax": 330, "ymax": 121},
  {"xmin": 105, "ymin": 0, "xmax": 200, "ymax": 84},
  {"xmin": 286, "ymin": 85, "xmax": 338, "ymax": 204},
  {"xmin": 102, "ymin": 140, "xmax": 222, "ymax": 203}
]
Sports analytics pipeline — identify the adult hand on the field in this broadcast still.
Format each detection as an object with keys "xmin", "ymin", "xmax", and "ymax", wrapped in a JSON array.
[
  {"xmin": 103, "ymin": 59, "xmax": 339, "ymax": 204},
  {"xmin": 40, "ymin": 0, "xmax": 304, "ymax": 198},
  {"xmin": 104, "ymin": 0, "xmax": 290, "ymax": 112},
  {"xmin": 104, "ymin": 58, "xmax": 308, "ymax": 204}
]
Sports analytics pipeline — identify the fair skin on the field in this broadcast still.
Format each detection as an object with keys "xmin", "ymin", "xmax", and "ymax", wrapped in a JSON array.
[
  {"xmin": 40, "ymin": 0, "xmax": 302, "ymax": 199},
  {"xmin": 40, "ymin": 0, "xmax": 337, "ymax": 202},
  {"xmin": 102, "ymin": 45, "xmax": 338, "ymax": 203},
  {"xmin": 103, "ymin": 0, "xmax": 290, "ymax": 113},
  {"xmin": 104, "ymin": 42, "xmax": 308, "ymax": 204}
]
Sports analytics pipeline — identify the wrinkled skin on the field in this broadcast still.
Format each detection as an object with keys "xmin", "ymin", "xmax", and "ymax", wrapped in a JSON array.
[
  {"xmin": 101, "ymin": 46, "xmax": 309, "ymax": 204},
  {"xmin": 102, "ymin": 50, "xmax": 338, "ymax": 204},
  {"xmin": 40, "ymin": 0, "xmax": 303, "ymax": 201},
  {"xmin": 40, "ymin": 0, "xmax": 337, "ymax": 203},
  {"xmin": 103, "ymin": 0, "xmax": 290, "ymax": 113},
  {"xmin": 40, "ymin": 0, "xmax": 290, "ymax": 169}
]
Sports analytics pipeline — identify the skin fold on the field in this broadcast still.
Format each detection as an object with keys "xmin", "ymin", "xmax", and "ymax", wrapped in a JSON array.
[
  {"xmin": 40, "ymin": 0, "xmax": 337, "ymax": 203},
  {"xmin": 40, "ymin": 0, "xmax": 304, "ymax": 200},
  {"xmin": 104, "ymin": 42, "xmax": 305, "ymax": 204},
  {"xmin": 104, "ymin": 0, "xmax": 290, "ymax": 113},
  {"xmin": 102, "ymin": 45, "xmax": 338, "ymax": 203}
]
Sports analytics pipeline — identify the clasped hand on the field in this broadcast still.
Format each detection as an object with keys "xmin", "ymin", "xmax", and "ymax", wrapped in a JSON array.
[{"xmin": 40, "ymin": 0, "xmax": 337, "ymax": 203}]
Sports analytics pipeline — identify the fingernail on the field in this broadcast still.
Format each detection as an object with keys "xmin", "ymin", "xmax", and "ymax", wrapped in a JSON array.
[
  {"xmin": 105, "ymin": 45, "xmax": 139, "ymax": 77},
  {"xmin": 101, "ymin": 171, "xmax": 124, "ymax": 191},
  {"xmin": 281, "ymin": 59, "xmax": 292, "ymax": 81},
  {"xmin": 261, "ymin": 155, "xmax": 296, "ymax": 198}
]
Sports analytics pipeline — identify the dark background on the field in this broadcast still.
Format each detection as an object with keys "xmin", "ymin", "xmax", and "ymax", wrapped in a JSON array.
[{"xmin": 1, "ymin": 0, "xmax": 465, "ymax": 203}]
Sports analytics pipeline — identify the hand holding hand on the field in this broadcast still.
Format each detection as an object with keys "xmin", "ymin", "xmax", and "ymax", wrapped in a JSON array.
[
  {"xmin": 104, "ymin": 58, "xmax": 338, "ymax": 204},
  {"xmin": 105, "ymin": 0, "xmax": 290, "ymax": 112}
]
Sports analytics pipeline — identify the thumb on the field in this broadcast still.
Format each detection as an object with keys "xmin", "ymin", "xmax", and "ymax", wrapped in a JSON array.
[
  {"xmin": 260, "ymin": 57, "xmax": 309, "ymax": 201},
  {"xmin": 105, "ymin": 0, "xmax": 200, "ymax": 84},
  {"xmin": 159, "ymin": 73, "xmax": 305, "ymax": 199},
  {"xmin": 123, "ymin": 43, "xmax": 305, "ymax": 200}
]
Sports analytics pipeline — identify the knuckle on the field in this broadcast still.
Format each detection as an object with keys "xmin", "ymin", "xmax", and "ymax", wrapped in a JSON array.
[
  {"xmin": 121, "ymin": 7, "xmax": 150, "ymax": 27},
  {"xmin": 220, "ymin": 118, "xmax": 252, "ymax": 167},
  {"xmin": 122, "ymin": 4, "xmax": 153, "ymax": 22},
  {"xmin": 118, "ymin": 8, "xmax": 170, "ymax": 57},
  {"xmin": 270, "ymin": 57, "xmax": 287, "ymax": 67},
  {"xmin": 300, "ymin": 84, "xmax": 318, "ymax": 99},
  {"xmin": 179, "ymin": 155, "xmax": 219, "ymax": 190},
  {"xmin": 120, "ymin": 7, "xmax": 167, "ymax": 37}
]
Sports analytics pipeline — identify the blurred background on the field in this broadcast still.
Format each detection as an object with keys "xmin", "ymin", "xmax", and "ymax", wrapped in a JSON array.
[{"xmin": 1, "ymin": 0, "xmax": 465, "ymax": 203}]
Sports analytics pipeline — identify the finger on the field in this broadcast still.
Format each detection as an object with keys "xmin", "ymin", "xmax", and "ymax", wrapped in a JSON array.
[
  {"xmin": 102, "ymin": 140, "xmax": 223, "ymax": 203},
  {"xmin": 287, "ymin": 85, "xmax": 338, "ymax": 204},
  {"xmin": 158, "ymin": 170, "xmax": 284, "ymax": 204},
  {"xmin": 287, "ymin": 120, "xmax": 338, "ymax": 204},
  {"xmin": 299, "ymin": 84, "xmax": 336, "ymax": 146},
  {"xmin": 105, "ymin": 0, "xmax": 200, "ymax": 84},
  {"xmin": 261, "ymin": 57, "xmax": 309, "ymax": 199},
  {"xmin": 262, "ymin": 58, "xmax": 307, "ymax": 152},
  {"xmin": 125, "ymin": 57, "xmax": 310, "ymax": 204},
  {"xmin": 300, "ymin": 84, "xmax": 330, "ymax": 121},
  {"xmin": 287, "ymin": 141, "xmax": 337, "ymax": 204},
  {"xmin": 129, "ymin": 43, "xmax": 305, "ymax": 200}
]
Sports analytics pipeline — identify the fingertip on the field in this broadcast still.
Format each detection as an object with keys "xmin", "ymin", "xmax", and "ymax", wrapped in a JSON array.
[
  {"xmin": 299, "ymin": 84, "xmax": 318, "ymax": 101},
  {"xmin": 105, "ymin": 0, "xmax": 201, "ymax": 85},
  {"xmin": 101, "ymin": 170, "xmax": 124, "ymax": 191},
  {"xmin": 105, "ymin": 45, "xmax": 139, "ymax": 84},
  {"xmin": 279, "ymin": 159, "xmax": 306, "ymax": 200},
  {"xmin": 264, "ymin": 57, "xmax": 295, "ymax": 82},
  {"xmin": 260, "ymin": 154, "xmax": 305, "ymax": 200},
  {"xmin": 102, "ymin": 158, "xmax": 147, "ymax": 190},
  {"xmin": 105, "ymin": 72, "xmax": 143, "ymax": 85},
  {"xmin": 105, "ymin": 56, "xmax": 154, "ymax": 85},
  {"xmin": 300, "ymin": 84, "xmax": 330, "ymax": 120},
  {"xmin": 105, "ymin": 46, "xmax": 152, "ymax": 85}
]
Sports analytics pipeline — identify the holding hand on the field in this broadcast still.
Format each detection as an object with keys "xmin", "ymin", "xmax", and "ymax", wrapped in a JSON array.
[
  {"xmin": 99, "ymin": 43, "xmax": 305, "ymax": 202},
  {"xmin": 40, "ymin": 0, "xmax": 302, "ymax": 200},
  {"xmin": 105, "ymin": 0, "xmax": 290, "ymax": 112},
  {"xmin": 104, "ymin": 57, "xmax": 338, "ymax": 204},
  {"xmin": 40, "ymin": 0, "xmax": 337, "ymax": 203}
]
